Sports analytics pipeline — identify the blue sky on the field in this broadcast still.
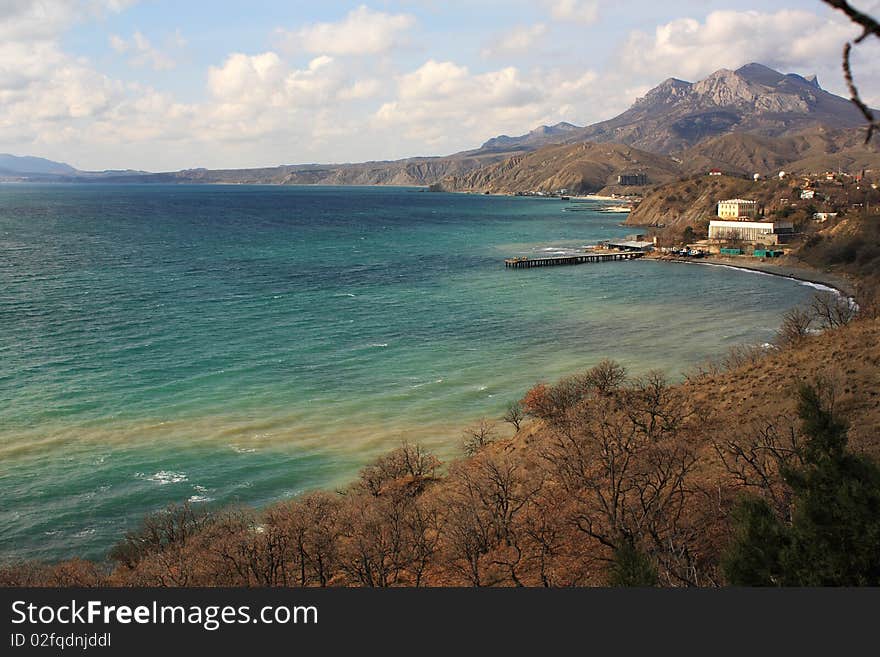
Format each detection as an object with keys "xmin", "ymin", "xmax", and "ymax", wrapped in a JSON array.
[{"xmin": 1, "ymin": 0, "xmax": 877, "ymax": 170}]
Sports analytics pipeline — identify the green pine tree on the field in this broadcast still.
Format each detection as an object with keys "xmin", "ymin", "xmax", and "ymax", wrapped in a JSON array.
[
  {"xmin": 608, "ymin": 542, "xmax": 658, "ymax": 587},
  {"xmin": 723, "ymin": 383, "xmax": 880, "ymax": 586}
]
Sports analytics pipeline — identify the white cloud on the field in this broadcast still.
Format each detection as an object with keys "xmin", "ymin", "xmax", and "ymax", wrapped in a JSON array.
[
  {"xmin": 6, "ymin": 0, "xmax": 876, "ymax": 172},
  {"xmin": 620, "ymin": 9, "xmax": 860, "ymax": 82},
  {"xmin": 374, "ymin": 60, "xmax": 601, "ymax": 148},
  {"xmin": 276, "ymin": 5, "xmax": 415, "ymax": 56},
  {"xmin": 201, "ymin": 51, "xmax": 382, "ymax": 148},
  {"xmin": 109, "ymin": 31, "xmax": 177, "ymax": 70},
  {"xmin": 482, "ymin": 24, "xmax": 547, "ymax": 58},
  {"xmin": 544, "ymin": 0, "xmax": 600, "ymax": 25},
  {"xmin": 0, "ymin": 0, "xmax": 138, "ymax": 40},
  {"xmin": 337, "ymin": 78, "xmax": 382, "ymax": 101}
]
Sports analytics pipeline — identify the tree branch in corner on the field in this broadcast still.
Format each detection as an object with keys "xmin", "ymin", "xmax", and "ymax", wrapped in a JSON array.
[{"xmin": 821, "ymin": 0, "xmax": 880, "ymax": 142}]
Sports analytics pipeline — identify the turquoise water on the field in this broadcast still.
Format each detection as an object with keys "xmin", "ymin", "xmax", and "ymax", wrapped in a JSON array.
[{"xmin": 0, "ymin": 184, "xmax": 815, "ymax": 562}]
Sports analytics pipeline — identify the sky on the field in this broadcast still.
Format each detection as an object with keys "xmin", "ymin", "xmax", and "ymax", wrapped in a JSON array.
[{"xmin": 1, "ymin": 0, "xmax": 879, "ymax": 171}]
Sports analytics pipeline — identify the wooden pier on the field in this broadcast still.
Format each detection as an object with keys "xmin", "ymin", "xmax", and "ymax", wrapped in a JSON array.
[{"xmin": 504, "ymin": 252, "xmax": 644, "ymax": 269}]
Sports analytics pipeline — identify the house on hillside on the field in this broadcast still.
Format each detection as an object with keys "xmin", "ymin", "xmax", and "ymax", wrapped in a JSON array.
[
  {"xmin": 708, "ymin": 168, "xmax": 723, "ymax": 176},
  {"xmin": 717, "ymin": 199, "xmax": 758, "ymax": 219},
  {"xmin": 617, "ymin": 173, "xmax": 648, "ymax": 186},
  {"xmin": 710, "ymin": 197, "xmax": 793, "ymax": 244},
  {"xmin": 708, "ymin": 220, "xmax": 794, "ymax": 243}
]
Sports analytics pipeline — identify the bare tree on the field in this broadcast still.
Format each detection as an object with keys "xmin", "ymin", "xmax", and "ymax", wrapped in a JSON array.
[
  {"xmin": 540, "ymin": 385, "xmax": 705, "ymax": 586},
  {"xmin": 109, "ymin": 502, "xmax": 212, "ymax": 586},
  {"xmin": 502, "ymin": 400, "xmax": 525, "ymax": 432},
  {"xmin": 462, "ymin": 418, "xmax": 498, "ymax": 456},
  {"xmin": 583, "ymin": 359, "xmax": 628, "ymax": 395},
  {"xmin": 713, "ymin": 414, "xmax": 804, "ymax": 520},
  {"xmin": 811, "ymin": 291, "xmax": 857, "ymax": 329},
  {"xmin": 268, "ymin": 492, "xmax": 343, "ymax": 587},
  {"xmin": 358, "ymin": 443, "xmax": 440, "ymax": 496},
  {"xmin": 776, "ymin": 306, "xmax": 814, "ymax": 347},
  {"xmin": 442, "ymin": 453, "xmax": 542, "ymax": 586}
]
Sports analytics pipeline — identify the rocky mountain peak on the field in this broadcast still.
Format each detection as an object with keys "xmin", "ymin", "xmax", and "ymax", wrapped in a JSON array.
[
  {"xmin": 804, "ymin": 74, "xmax": 821, "ymax": 89},
  {"xmin": 691, "ymin": 68, "xmax": 763, "ymax": 106},
  {"xmin": 633, "ymin": 77, "xmax": 692, "ymax": 108}
]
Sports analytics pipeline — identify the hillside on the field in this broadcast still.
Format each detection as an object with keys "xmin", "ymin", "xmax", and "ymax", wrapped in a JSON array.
[
  {"xmin": 624, "ymin": 175, "xmax": 794, "ymax": 227},
  {"xmin": 680, "ymin": 127, "xmax": 880, "ymax": 176},
  {"xmin": 440, "ymin": 142, "xmax": 681, "ymax": 195}
]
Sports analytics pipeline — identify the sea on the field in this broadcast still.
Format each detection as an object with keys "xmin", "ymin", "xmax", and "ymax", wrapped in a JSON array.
[{"xmin": 0, "ymin": 184, "xmax": 818, "ymax": 562}]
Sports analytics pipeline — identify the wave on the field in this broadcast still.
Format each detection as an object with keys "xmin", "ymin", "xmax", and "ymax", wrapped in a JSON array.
[{"xmin": 136, "ymin": 470, "xmax": 188, "ymax": 485}]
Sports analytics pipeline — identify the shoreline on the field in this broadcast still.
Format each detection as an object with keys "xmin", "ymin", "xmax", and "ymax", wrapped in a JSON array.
[{"xmin": 647, "ymin": 254, "xmax": 855, "ymax": 297}]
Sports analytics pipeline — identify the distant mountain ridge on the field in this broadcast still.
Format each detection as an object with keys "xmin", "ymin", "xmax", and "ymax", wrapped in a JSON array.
[
  {"xmin": 0, "ymin": 154, "xmax": 76, "ymax": 176},
  {"xmin": 479, "ymin": 122, "xmax": 583, "ymax": 153}
]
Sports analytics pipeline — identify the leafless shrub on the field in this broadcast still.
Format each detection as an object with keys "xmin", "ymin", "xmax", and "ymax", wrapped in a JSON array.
[
  {"xmin": 583, "ymin": 359, "xmax": 628, "ymax": 395},
  {"xmin": 713, "ymin": 414, "xmax": 804, "ymax": 519},
  {"xmin": 810, "ymin": 291, "xmax": 858, "ymax": 329},
  {"xmin": 108, "ymin": 502, "xmax": 211, "ymax": 584},
  {"xmin": 721, "ymin": 344, "xmax": 771, "ymax": 371},
  {"xmin": 775, "ymin": 306, "xmax": 813, "ymax": 347},
  {"xmin": 502, "ymin": 400, "xmax": 525, "ymax": 432},
  {"xmin": 520, "ymin": 360, "xmax": 627, "ymax": 426},
  {"xmin": 359, "ymin": 443, "xmax": 440, "ymax": 496}
]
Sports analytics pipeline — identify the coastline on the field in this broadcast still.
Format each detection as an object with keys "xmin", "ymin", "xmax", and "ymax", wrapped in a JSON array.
[{"xmin": 647, "ymin": 254, "xmax": 855, "ymax": 297}]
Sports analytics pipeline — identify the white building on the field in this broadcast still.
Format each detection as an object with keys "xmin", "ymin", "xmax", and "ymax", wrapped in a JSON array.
[
  {"xmin": 709, "ymin": 220, "xmax": 794, "ymax": 244},
  {"xmin": 717, "ymin": 199, "xmax": 758, "ymax": 219}
]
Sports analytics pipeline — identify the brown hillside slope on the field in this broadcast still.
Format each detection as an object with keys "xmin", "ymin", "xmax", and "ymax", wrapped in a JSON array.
[
  {"xmin": 680, "ymin": 127, "xmax": 880, "ymax": 176},
  {"xmin": 441, "ymin": 142, "xmax": 681, "ymax": 194},
  {"xmin": 624, "ymin": 174, "xmax": 794, "ymax": 227}
]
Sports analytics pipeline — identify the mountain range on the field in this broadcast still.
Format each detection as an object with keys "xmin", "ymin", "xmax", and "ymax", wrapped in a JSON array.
[
  {"xmin": 479, "ymin": 63, "xmax": 867, "ymax": 155},
  {"xmin": 2, "ymin": 63, "xmax": 877, "ymax": 192}
]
